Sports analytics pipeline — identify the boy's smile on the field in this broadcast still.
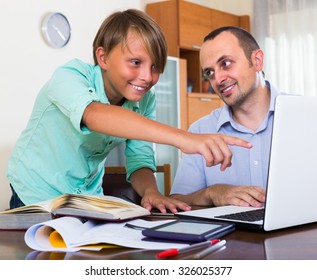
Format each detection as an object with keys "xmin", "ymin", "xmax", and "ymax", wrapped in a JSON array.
[{"xmin": 100, "ymin": 31, "xmax": 160, "ymax": 105}]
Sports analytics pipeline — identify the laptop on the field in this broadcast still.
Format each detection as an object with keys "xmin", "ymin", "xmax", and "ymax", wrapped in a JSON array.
[{"xmin": 176, "ymin": 95, "xmax": 317, "ymax": 231}]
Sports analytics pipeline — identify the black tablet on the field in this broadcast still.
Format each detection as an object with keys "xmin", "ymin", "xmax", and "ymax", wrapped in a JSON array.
[{"xmin": 142, "ymin": 220, "xmax": 235, "ymax": 242}]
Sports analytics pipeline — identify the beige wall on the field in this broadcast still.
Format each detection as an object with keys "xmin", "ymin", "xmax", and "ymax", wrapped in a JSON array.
[{"xmin": 0, "ymin": 0, "xmax": 252, "ymax": 210}]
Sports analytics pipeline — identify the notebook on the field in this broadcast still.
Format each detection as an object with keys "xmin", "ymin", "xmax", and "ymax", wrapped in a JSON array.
[{"xmin": 176, "ymin": 95, "xmax": 317, "ymax": 231}]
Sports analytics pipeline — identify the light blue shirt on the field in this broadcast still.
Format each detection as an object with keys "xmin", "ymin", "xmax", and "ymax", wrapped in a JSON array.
[
  {"xmin": 171, "ymin": 83, "xmax": 281, "ymax": 195},
  {"xmin": 7, "ymin": 59, "xmax": 156, "ymax": 205}
]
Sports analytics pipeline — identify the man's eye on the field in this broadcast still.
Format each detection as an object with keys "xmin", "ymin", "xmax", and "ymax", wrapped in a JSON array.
[
  {"xmin": 222, "ymin": 60, "xmax": 232, "ymax": 68},
  {"xmin": 204, "ymin": 70, "xmax": 214, "ymax": 79}
]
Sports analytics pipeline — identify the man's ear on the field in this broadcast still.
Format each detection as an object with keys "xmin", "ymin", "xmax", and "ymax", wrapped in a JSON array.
[
  {"xmin": 95, "ymin": 47, "xmax": 108, "ymax": 70},
  {"xmin": 253, "ymin": 49, "xmax": 264, "ymax": 71}
]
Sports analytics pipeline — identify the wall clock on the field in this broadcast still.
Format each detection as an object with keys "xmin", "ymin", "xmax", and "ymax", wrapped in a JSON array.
[{"xmin": 41, "ymin": 12, "xmax": 71, "ymax": 48}]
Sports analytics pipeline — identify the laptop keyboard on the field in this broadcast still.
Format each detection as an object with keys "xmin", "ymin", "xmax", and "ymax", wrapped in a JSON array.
[{"xmin": 215, "ymin": 208, "xmax": 265, "ymax": 222}]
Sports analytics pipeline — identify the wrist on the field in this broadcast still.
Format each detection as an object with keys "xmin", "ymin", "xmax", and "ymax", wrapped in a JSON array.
[
  {"xmin": 196, "ymin": 187, "xmax": 217, "ymax": 207},
  {"xmin": 143, "ymin": 186, "xmax": 161, "ymax": 197},
  {"xmin": 167, "ymin": 128, "xmax": 189, "ymax": 148}
]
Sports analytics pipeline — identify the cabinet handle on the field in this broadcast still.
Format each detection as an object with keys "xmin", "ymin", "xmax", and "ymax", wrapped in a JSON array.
[
  {"xmin": 199, "ymin": 98, "xmax": 212, "ymax": 101},
  {"xmin": 192, "ymin": 45, "xmax": 201, "ymax": 49}
]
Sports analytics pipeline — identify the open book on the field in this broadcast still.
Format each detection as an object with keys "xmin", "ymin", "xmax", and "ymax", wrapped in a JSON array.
[
  {"xmin": 0, "ymin": 194, "xmax": 150, "ymax": 230},
  {"xmin": 24, "ymin": 217, "xmax": 189, "ymax": 252}
]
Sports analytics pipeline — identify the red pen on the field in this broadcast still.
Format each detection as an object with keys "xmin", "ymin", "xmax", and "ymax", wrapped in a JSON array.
[{"xmin": 156, "ymin": 239, "xmax": 220, "ymax": 259}]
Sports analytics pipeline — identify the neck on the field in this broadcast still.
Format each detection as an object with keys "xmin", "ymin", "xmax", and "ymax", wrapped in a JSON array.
[{"xmin": 231, "ymin": 86, "xmax": 271, "ymax": 131}]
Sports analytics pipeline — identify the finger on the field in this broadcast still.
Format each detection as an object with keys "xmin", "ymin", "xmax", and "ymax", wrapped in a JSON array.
[
  {"xmin": 165, "ymin": 200, "xmax": 192, "ymax": 213},
  {"xmin": 248, "ymin": 187, "xmax": 266, "ymax": 203},
  {"xmin": 235, "ymin": 199, "xmax": 253, "ymax": 207},
  {"xmin": 141, "ymin": 200, "xmax": 153, "ymax": 212},
  {"xmin": 223, "ymin": 135, "xmax": 252, "ymax": 148},
  {"xmin": 151, "ymin": 201, "xmax": 167, "ymax": 214},
  {"xmin": 230, "ymin": 198, "xmax": 250, "ymax": 207},
  {"xmin": 207, "ymin": 142, "xmax": 224, "ymax": 166},
  {"xmin": 220, "ymin": 161, "xmax": 232, "ymax": 171},
  {"xmin": 165, "ymin": 204, "xmax": 178, "ymax": 214},
  {"xmin": 200, "ymin": 146, "xmax": 215, "ymax": 167},
  {"xmin": 234, "ymin": 191, "xmax": 264, "ymax": 207},
  {"xmin": 248, "ymin": 198, "xmax": 263, "ymax": 208},
  {"xmin": 216, "ymin": 141, "xmax": 233, "ymax": 171},
  {"xmin": 199, "ymin": 140, "xmax": 223, "ymax": 167},
  {"xmin": 203, "ymin": 138, "xmax": 232, "ymax": 170},
  {"xmin": 174, "ymin": 201, "xmax": 192, "ymax": 212}
]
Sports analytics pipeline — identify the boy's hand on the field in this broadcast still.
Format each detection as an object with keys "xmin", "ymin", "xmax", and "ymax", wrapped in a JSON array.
[
  {"xmin": 141, "ymin": 189, "xmax": 191, "ymax": 214},
  {"xmin": 179, "ymin": 133, "xmax": 252, "ymax": 171}
]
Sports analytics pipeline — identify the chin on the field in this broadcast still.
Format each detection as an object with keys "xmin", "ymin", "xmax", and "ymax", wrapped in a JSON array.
[{"xmin": 127, "ymin": 93, "xmax": 145, "ymax": 102}]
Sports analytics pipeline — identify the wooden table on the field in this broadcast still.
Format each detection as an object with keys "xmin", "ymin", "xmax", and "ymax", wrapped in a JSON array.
[{"xmin": 1, "ymin": 221, "xmax": 317, "ymax": 260}]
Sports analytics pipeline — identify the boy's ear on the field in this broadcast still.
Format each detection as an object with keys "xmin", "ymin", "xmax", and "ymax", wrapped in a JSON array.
[{"xmin": 95, "ymin": 47, "xmax": 108, "ymax": 70}]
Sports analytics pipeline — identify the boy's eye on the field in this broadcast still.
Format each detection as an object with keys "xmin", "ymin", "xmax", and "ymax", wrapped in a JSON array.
[{"xmin": 131, "ymin": 60, "xmax": 141, "ymax": 66}]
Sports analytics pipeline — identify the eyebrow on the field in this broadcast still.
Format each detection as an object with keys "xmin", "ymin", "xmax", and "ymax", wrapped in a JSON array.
[
  {"xmin": 202, "ymin": 67, "xmax": 212, "ymax": 76},
  {"xmin": 217, "ymin": 55, "xmax": 231, "ymax": 64},
  {"xmin": 202, "ymin": 54, "xmax": 233, "ymax": 73}
]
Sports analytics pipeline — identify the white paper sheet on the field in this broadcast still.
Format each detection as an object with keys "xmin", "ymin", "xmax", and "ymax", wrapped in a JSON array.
[{"xmin": 24, "ymin": 217, "xmax": 189, "ymax": 252}]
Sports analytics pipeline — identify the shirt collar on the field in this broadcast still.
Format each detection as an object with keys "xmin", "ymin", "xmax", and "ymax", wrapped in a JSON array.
[
  {"xmin": 95, "ymin": 65, "xmax": 140, "ymax": 110},
  {"xmin": 122, "ymin": 100, "xmax": 140, "ymax": 111},
  {"xmin": 216, "ymin": 81, "xmax": 281, "ymax": 132}
]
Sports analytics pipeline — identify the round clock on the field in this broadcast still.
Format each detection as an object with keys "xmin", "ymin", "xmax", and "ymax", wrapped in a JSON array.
[{"xmin": 41, "ymin": 12, "xmax": 71, "ymax": 48}]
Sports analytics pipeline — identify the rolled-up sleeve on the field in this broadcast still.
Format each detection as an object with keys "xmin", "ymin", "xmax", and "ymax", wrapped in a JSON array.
[
  {"xmin": 125, "ymin": 91, "xmax": 157, "ymax": 180},
  {"xmin": 46, "ymin": 61, "xmax": 103, "ymax": 134}
]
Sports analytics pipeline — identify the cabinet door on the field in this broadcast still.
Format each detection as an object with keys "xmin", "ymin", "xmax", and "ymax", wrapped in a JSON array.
[
  {"xmin": 155, "ymin": 57, "xmax": 181, "ymax": 186},
  {"xmin": 178, "ymin": 1, "xmax": 212, "ymax": 49},
  {"xmin": 146, "ymin": 0, "xmax": 179, "ymax": 57},
  {"xmin": 187, "ymin": 94, "xmax": 224, "ymax": 126},
  {"xmin": 210, "ymin": 9, "xmax": 240, "ymax": 29}
]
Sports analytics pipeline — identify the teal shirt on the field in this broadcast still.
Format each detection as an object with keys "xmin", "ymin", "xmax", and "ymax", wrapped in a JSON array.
[{"xmin": 7, "ymin": 59, "xmax": 156, "ymax": 205}]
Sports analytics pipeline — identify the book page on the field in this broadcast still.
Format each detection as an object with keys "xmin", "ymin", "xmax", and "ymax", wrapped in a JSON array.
[
  {"xmin": 62, "ymin": 219, "xmax": 190, "ymax": 250},
  {"xmin": 0, "ymin": 199, "xmax": 53, "ymax": 214},
  {"xmin": 24, "ymin": 217, "xmax": 190, "ymax": 252},
  {"xmin": 50, "ymin": 194, "xmax": 150, "ymax": 220},
  {"xmin": 25, "ymin": 216, "xmax": 93, "ymax": 252},
  {"xmin": 51, "ymin": 194, "xmax": 144, "ymax": 212}
]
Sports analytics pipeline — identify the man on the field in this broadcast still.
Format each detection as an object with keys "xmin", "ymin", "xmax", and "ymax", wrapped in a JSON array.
[{"xmin": 171, "ymin": 26, "xmax": 283, "ymax": 208}]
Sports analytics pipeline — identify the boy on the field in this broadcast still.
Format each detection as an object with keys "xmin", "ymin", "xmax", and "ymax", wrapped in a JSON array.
[{"xmin": 7, "ymin": 11, "xmax": 250, "ymax": 213}]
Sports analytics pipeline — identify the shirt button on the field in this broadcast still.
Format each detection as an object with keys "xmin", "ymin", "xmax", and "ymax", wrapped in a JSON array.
[
  {"xmin": 77, "ymin": 189, "xmax": 82, "ymax": 194},
  {"xmin": 254, "ymin": 160, "xmax": 259, "ymax": 166}
]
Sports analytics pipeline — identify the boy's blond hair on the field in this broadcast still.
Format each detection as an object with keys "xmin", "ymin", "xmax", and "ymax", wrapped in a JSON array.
[{"xmin": 93, "ymin": 9, "xmax": 167, "ymax": 73}]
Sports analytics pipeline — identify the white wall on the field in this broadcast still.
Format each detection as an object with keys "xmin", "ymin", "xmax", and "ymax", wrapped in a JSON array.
[
  {"xmin": 0, "ymin": 0, "xmax": 252, "ymax": 210},
  {"xmin": 0, "ymin": 0, "xmax": 149, "ymax": 210}
]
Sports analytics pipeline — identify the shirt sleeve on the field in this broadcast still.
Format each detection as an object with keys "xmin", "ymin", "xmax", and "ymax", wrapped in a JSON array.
[
  {"xmin": 171, "ymin": 118, "xmax": 209, "ymax": 195},
  {"xmin": 45, "ymin": 60, "xmax": 101, "ymax": 134},
  {"xmin": 171, "ymin": 152, "xmax": 207, "ymax": 195},
  {"xmin": 125, "ymin": 90, "xmax": 157, "ymax": 180}
]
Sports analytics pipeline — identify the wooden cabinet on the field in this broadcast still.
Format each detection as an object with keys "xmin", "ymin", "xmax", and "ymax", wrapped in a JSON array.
[
  {"xmin": 187, "ymin": 94, "xmax": 224, "ymax": 126},
  {"xmin": 178, "ymin": 2, "xmax": 213, "ymax": 50},
  {"xmin": 146, "ymin": 0, "xmax": 249, "ymax": 129}
]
